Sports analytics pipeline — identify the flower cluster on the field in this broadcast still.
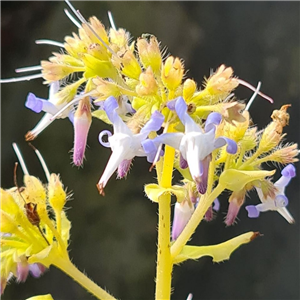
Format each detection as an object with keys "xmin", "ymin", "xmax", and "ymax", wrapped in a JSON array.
[
  {"xmin": 1, "ymin": 1, "xmax": 299, "ymax": 299},
  {"xmin": 1, "ymin": 146, "xmax": 71, "ymax": 295}
]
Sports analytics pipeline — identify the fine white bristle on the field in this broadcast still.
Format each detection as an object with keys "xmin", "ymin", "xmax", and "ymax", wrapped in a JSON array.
[
  {"xmin": 245, "ymin": 81, "xmax": 261, "ymax": 111},
  {"xmin": 35, "ymin": 39, "xmax": 65, "ymax": 48},
  {"xmin": 12, "ymin": 143, "xmax": 29, "ymax": 175},
  {"xmin": 64, "ymin": 8, "xmax": 82, "ymax": 28},
  {"xmin": 108, "ymin": 11, "xmax": 117, "ymax": 30},
  {"xmin": 15, "ymin": 65, "xmax": 43, "ymax": 73},
  {"xmin": 32, "ymin": 146, "xmax": 51, "ymax": 182},
  {"xmin": 0, "ymin": 73, "xmax": 43, "ymax": 83}
]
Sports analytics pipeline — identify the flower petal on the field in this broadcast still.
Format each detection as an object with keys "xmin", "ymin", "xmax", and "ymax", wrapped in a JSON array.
[{"xmin": 204, "ymin": 112, "xmax": 222, "ymax": 133}]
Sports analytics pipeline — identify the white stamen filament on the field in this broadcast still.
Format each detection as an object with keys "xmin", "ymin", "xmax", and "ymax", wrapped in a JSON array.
[
  {"xmin": 50, "ymin": 91, "xmax": 94, "ymax": 121},
  {"xmin": 108, "ymin": 11, "xmax": 117, "ymax": 30},
  {"xmin": 15, "ymin": 65, "xmax": 43, "ymax": 73},
  {"xmin": 33, "ymin": 147, "xmax": 51, "ymax": 182},
  {"xmin": 64, "ymin": 0, "xmax": 116, "ymax": 56},
  {"xmin": 0, "ymin": 73, "xmax": 43, "ymax": 83},
  {"xmin": 64, "ymin": 8, "xmax": 82, "ymax": 28},
  {"xmin": 245, "ymin": 81, "xmax": 261, "ymax": 111},
  {"xmin": 12, "ymin": 143, "xmax": 29, "ymax": 175},
  {"xmin": 35, "ymin": 39, "xmax": 65, "ymax": 48},
  {"xmin": 238, "ymin": 79, "xmax": 273, "ymax": 103}
]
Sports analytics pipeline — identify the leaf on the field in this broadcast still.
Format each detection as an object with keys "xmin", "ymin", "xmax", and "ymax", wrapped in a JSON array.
[
  {"xmin": 173, "ymin": 231, "xmax": 260, "ymax": 264},
  {"xmin": 219, "ymin": 169, "xmax": 275, "ymax": 191},
  {"xmin": 144, "ymin": 184, "xmax": 187, "ymax": 203}
]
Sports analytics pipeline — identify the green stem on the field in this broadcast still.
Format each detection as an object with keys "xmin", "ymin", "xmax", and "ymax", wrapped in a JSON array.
[
  {"xmin": 53, "ymin": 256, "xmax": 117, "ymax": 300},
  {"xmin": 155, "ymin": 141, "xmax": 175, "ymax": 300},
  {"xmin": 171, "ymin": 184, "xmax": 224, "ymax": 259}
]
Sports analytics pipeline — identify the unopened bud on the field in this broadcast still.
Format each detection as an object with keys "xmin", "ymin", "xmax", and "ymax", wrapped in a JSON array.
[
  {"xmin": 48, "ymin": 174, "xmax": 66, "ymax": 212},
  {"xmin": 73, "ymin": 97, "xmax": 92, "ymax": 166},
  {"xmin": 137, "ymin": 35, "xmax": 162, "ymax": 74},
  {"xmin": 161, "ymin": 56, "xmax": 184, "ymax": 91},
  {"xmin": 136, "ymin": 67, "xmax": 158, "ymax": 96}
]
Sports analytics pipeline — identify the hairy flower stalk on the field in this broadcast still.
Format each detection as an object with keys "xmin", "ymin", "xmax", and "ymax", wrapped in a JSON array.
[{"xmin": 1, "ymin": 1, "xmax": 299, "ymax": 299}]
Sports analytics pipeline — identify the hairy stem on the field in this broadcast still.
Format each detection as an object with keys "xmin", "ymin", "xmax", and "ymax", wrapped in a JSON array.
[
  {"xmin": 171, "ymin": 184, "xmax": 224, "ymax": 259},
  {"xmin": 53, "ymin": 256, "xmax": 117, "ymax": 300},
  {"xmin": 155, "ymin": 140, "xmax": 175, "ymax": 300}
]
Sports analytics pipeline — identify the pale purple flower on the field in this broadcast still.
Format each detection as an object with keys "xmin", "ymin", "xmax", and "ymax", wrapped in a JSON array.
[
  {"xmin": 97, "ymin": 96, "xmax": 164, "ymax": 195},
  {"xmin": 143, "ymin": 97, "xmax": 237, "ymax": 194},
  {"xmin": 172, "ymin": 200, "xmax": 195, "ymax": 241},
  {"xmin": 245, "ymin": 164, "xmax": 296, "ymax": 223},
  {"xmin": 25, "ymin": 81, "xmax": 74, "ymax": 140}
]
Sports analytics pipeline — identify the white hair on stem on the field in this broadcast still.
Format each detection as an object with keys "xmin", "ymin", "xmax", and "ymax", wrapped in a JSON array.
[
  {"xmin": 245, "ymin": 81, "xmax": 261, "ymax": 111},
  {"xmin": 12, "ymin": 143, "xmax": 29, "ymax": 175}
]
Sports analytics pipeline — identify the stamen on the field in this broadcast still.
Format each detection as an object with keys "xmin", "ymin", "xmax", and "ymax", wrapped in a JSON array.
[
  {"xmin": 245, "ymin": 81, "xmax": 261, "ymax": 111},
  {"xmin": 28, "ymin": 143, "xmax": 51, "ymax": 182},
  {"xmin": 12, "ymin": 143, "xmax": 29, "ymax": 175},
  {"xmin": 64, "ymin": 8, "xmax": 82, "ymax": 28},
  {"xmin": 35, "ymin": 39, "xmax": 65, "ymax": 48},
  {"xmin": 108, "ymin": 11, "xmax": 117, "ymax": 30},
  {"xmin": 15, "ymin": 65, "xmax": 43, "ymax": 73},
  {"xmin": 238, "ymin": 79, "xmax": 273, "ymax": 103},
  {"xmin": 64, "ymin": 0, "xmax": 116, "ymax": 56},
  {"xmin": 49, "ymin": 91, "xmax": 94, "ymax": 121},
  {"xmin": 0, "ymin": 73, "xmax": 43, "ymax": 83}
]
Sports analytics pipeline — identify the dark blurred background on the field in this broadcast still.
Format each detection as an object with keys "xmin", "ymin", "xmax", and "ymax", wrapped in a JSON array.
[{"xmin": 1, "ymin": 1, "xmax": 299, "ymax": 300}]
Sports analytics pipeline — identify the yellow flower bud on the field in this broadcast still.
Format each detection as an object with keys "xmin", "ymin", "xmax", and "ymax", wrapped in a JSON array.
[
  {"xmin": 183, "ymin": 79, "xmax": 197, "ymax": 102},
  {"xmin": 23, "ymin": 175, "xmax": 47, "ymax": 219},
  {"xmin": 41, "ymin": 60, "xmax": 84, "ymax": 82},
  {"xmin": 109, "ymin": 28, "xmax": 130, "ymax": 49},
  {"xmin": 259, "ymin": 121, "xmax": 283, "ymax": 153},
  {"xmin": 268, "ymin": 143, "xmax": 299, "ymax": 164},
  {"xmin": 161, "ymin": 56, "xmax": 184, "ymax": 91},
  {"xmin": 136, "ymin": 67, "xmax": 158, "ymax": 96},
  {"xmin": 87, "ymin": 17, "xmax": 109, "ymax": 45},
  {"xmin": 112, "ymin": 49, "xmax": 141, "ymax": 80},
  {"xmin": 48, "ymin": 174, "xmax": 66, "ymax": 213},
  {"xmin": 55, "ymin": 78, "xmax": 86, "ymax": 105},
  {"xmin": 87, "ymin": 43, "xmax": 110, "ymax": 61},
  {"xmin": 64, "ymin": 33, "xmax": 87, "ymax": 58},
  {"xmin": 137, "ymin": 35, "xmax": 162, "ymax": 74},
  {"xmin": 205, "ymin": 64, "xmax": 239, "ymax": 97}
]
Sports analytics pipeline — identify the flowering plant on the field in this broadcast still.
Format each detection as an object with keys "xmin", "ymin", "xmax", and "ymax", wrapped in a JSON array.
[{"xmin": 1, "ymin": 2, "xmax": 299, "ymax": 300}]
